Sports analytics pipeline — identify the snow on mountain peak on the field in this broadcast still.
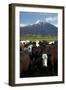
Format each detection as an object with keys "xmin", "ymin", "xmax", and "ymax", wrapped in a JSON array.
[
  {"xmin": 35, "ymin": 20, "xmax": 41, "ymax": 24},
  {"xmin": 35, "ymin": 20, "xmax": 45, "ymax": 24}
]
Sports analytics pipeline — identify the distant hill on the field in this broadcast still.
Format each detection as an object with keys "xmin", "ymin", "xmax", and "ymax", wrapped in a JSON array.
[{"xmin": 20, "ymin": 22, "xmax": 58, "ymax": 36}]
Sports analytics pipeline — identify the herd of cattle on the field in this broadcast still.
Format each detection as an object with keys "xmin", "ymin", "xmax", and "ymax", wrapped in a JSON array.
[{"xmin": 20, "ymin": 40, "xmax": 58, "ymax": 78}]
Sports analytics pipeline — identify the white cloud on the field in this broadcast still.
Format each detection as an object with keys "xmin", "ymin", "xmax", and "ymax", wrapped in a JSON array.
[
  {"xmin": 20, "ymin": 24, "xmax": 28, "ymax": 27},
  {"xmin": 20, "ymin": 23, "xmax": 34, "ymax": 27},
  {"xmin": 46, "ymin": 17, "xmax": 57, "ymax": 22},
  {"xmin": 46, "ymin": 17, "xmax": 58, "ymax": 27}
]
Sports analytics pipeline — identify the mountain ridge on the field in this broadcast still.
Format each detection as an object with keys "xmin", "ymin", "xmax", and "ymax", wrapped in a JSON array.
[{"xmin": 20, "ymin": 22, "xmax": 58, "ymax": 36}]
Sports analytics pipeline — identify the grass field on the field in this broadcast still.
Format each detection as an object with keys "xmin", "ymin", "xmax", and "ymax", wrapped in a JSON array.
[{"xmin": 20, "ymin": 35, "xmax": 57, "ymax": 42}]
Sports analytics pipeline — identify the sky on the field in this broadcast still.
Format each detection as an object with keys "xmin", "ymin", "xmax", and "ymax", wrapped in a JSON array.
[{"xmin": 20, "ymin": 12, "xmax": 58, "ymax": 27}]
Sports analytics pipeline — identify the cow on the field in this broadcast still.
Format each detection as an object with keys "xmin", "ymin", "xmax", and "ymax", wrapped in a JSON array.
[
  {"xmin": 49, "ymin": 44, "xmax": 58, "ymax": 75},
  {"xmin": 20, "ymin": 50, "xmax": 32, "ymax": 77}
]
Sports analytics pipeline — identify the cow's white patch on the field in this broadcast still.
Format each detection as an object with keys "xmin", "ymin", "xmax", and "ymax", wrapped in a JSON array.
[
  {"xmin": 26, "ymin": 40, "xmax": 30, "ymax": 43},
  {"xmin": 42, "ymin": 54, "xmax": 48, "ymax": 67},
  {"xmin": 49, "ymin": 41, "xmax": 54, "ymax": 44},
  {"xmin": 27, "ymin": 44, "xmax": 33, "ymax": 53},
  {"xmin": 36, "ymin": 40, "xmax": 39, "ymax": 47},
  {"xmin": 20, "ymin": 40, "xmax": 30, "ymax": 44}
]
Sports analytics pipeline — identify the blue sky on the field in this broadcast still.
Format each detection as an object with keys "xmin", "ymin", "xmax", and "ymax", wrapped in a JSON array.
[{"xmin": 20, "ymin": 12, "xmax": 58, "ymax": 27}]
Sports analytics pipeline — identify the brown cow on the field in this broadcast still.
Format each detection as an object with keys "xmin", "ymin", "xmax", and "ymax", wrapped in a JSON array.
[
  {"xmin": 20, "ymin": 50, "xmax": 31, "ymax": 77},
  {"xmin": 49, "ymin": 44, "xmax": 58, "ymax": 75}
]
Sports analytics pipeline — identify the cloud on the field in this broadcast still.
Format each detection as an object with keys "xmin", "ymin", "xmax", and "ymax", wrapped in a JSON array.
[
  {"xmin": 46, "ymin": 17, "xmax": 57, "ymax": 22},
  {"xmin": 46, "ymin": 16, "xmax": 58, "ymax": 27},
  {"xmin": 20, "ymin": 24, "xmax": 28, "ymax": 27}
]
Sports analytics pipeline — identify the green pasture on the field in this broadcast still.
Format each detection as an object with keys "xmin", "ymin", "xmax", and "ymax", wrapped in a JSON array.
[{"xmin": 20, "ymin": 35, "xmax": 57, "ymax": 42}]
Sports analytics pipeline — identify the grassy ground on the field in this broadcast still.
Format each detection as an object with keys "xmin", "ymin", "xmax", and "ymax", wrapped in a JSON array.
[{"xmin": 20, "ymin": 35, "xmax": 57, "ymax": 42}]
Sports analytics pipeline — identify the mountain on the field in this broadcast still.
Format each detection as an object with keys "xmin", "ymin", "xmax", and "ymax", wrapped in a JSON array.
[{"xmin": 20, "ymin": 22, "xmax": 58, "ymax": 36}]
